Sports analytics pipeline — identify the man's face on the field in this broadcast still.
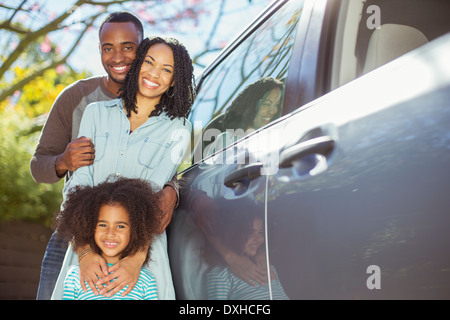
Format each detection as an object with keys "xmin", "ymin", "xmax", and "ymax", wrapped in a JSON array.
[{"xmin": 99, "ymin": 22, "xmax": 141, "ymax": 84}]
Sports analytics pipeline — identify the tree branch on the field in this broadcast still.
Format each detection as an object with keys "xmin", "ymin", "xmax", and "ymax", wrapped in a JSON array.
[
  {"xmin": 0, "ymin": 0, "xmax": 28, "ymax": 34},
  {"xmin": 0, "ymin": 16, "xmax": 95, "ymax": 102}
]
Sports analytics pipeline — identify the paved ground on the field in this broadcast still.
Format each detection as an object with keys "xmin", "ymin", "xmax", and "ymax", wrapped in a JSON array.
[{"xmin": 0, "ymin": 221, "xmax": 52, "ymax": 300}]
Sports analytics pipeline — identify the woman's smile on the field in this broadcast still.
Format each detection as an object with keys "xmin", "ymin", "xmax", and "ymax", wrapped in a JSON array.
[{"xmin": 142, "ymin": 77, "xmax": 159, "ymax": 89}]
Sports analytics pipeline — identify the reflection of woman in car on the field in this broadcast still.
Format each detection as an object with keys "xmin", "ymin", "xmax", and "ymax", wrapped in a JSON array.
[
  {"xmin": 203, "ymin": 77, "xmax": 284, "ymax": 156},
  {"xmin": 222, "ymin": 77, "xmax": 284, "ymax": 132},
  {"xmin": 205, "ymin": 208, "xmax": 289, "ymax": 300}
]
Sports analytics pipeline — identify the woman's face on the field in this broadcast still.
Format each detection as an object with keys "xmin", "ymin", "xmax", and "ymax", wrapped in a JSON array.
[
  {"xmin": 243, "ymin": 218, "xmax": 265, "ymax": 257},
  {"xmin": 252, "ymin": 87, "xmax": 282, "ymax": 129},
  {"xmin": 94, "ymin": 204, "xmax": 131, "ymax": 264},
  {"xmin": 136, "ymin": 42, "xmax": 175, "ymax": 105}
]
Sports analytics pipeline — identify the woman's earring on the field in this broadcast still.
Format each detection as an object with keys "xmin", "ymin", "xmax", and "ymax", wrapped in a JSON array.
[{"xmin": 166, "ymin": 86, "xmax": 175, "ymax": 98}]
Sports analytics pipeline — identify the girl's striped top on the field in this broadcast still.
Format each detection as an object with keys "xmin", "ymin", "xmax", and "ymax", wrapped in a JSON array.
[
  {"xmin": 206, "ymin": 265, "xmax": 289, "ymax": 300},
  {"xmin": 62, "ymin": 264, "xmax": 158, "ymax": 300}
]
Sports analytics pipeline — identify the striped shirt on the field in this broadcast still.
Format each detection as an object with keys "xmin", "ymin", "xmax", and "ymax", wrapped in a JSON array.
[
  {"xmin": 62, "ymin": 264, "xmax": 158, "ymax": 300},
  {"xmin": 206, "ymin": 265, "xmax": 289, "ymax": 300}
]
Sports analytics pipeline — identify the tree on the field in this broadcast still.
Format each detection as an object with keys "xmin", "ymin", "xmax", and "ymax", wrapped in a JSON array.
[
  {"xmin": 0, "ymin": 0, "xmax": 204, "ymax": 102},
  {"xmin": 0, "ymin": 109, "xmax": 65, "ymax": 227},
  {"xmin": 0, "ymin": 0, "xmax": 268, "ymax": 225},
  {"xmin": 0, "ymin": 0, "xmax": 268, "ymax": 105}
]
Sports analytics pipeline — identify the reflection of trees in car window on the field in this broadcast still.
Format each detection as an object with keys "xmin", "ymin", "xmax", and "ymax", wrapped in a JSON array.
[{"xmin": 189, "ymin": 1, "xmax": 303, "ymax": 158}]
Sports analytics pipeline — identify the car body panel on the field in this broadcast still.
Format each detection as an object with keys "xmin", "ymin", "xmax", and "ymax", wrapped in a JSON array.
[{"xmin": 168, "ymin": 0, "xmax": 450, "ymax": 299}]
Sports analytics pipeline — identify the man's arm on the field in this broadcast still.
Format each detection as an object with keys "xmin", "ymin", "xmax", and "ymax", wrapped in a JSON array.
[
  {"xmin": 30, "ymin": 85, "xmax": 94, "ymax": 183},
  {"xmin": 54, "ymin": 137, "xmax": 95, "ymax": 178}
]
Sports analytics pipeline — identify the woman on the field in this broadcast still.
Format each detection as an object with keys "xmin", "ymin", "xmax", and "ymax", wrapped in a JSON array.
[
  {"xmin": 51, "ymin": 36, "xmax": 196, "ymax": 300},
  {"xmin": 202, "ymin": 77, "xmax": 284, "ymax": 156}
]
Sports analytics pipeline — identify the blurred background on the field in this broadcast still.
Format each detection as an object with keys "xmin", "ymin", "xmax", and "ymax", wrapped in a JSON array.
[{"xmin": 0, "ymin": 0, "xmax": 271, "ymax": 299}]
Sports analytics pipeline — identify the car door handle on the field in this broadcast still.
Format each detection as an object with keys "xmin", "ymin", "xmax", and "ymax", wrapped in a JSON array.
[
  {"xmin": 224, "ymin": 162, "xmax": 263, "ymax": 188},
  {"xmin": 279, "ymin": 136, "xmax": 335, "ymax": 168}
]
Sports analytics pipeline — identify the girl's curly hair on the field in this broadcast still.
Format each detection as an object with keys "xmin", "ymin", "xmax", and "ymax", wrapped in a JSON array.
[
  {"xmin": 118, "ymin": 36, "xmax": 196, "ymax": 120},
  {"xmin": 55, "ymin": 177, "xmax": 162, "ymax": 264}
]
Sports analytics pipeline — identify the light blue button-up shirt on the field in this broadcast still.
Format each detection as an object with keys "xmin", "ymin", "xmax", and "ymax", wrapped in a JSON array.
[{"xmin": 63, "ymin": 98, "xmax": 192, "ymax": 194}]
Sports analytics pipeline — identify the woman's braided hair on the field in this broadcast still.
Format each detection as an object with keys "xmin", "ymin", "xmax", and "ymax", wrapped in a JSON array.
[{"xmin": 118, "ymin": 36, "xmax": 196, "ymax": 120}]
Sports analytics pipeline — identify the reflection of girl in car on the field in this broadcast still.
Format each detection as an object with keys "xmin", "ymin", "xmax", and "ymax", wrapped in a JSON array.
[{"xmin": 205, "ymin": 208, "xmax": 289, "ymax": 300}]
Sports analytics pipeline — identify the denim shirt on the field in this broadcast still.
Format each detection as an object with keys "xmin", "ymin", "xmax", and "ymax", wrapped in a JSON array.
[{"xmin": 63, "ymin": 98, "xmax": 192, "ymax": 196}]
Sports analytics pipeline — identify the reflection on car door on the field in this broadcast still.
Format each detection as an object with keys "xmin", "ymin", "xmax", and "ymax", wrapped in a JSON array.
[
  {"xmin": 266, "ymin": 36, "xmax": 450, "ymax": 299},
  {"xmin": 170, "ymin": 145, "xmax": 273, "ymax": 299},
  {"xmin": 168, "ymin": 0, "xmax": 305, "ymax": 300}
]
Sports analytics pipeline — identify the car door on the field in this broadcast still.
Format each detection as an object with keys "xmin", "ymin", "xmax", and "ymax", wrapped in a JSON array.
[
  {"xmin": 265, "ymin": 32, "xmax": 450, "ymax": 299},
  {"xmin": 168, "ymin": 0, "xmax": 307, "ymax": 300}
]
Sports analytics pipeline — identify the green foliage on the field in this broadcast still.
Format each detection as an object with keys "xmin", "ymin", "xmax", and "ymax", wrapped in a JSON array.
[
  {"xmin": 0, "ymin": 65, "xmax": 88, "ymax": 228},
  {"xmin": 0, "ymin": 65, "xmax": 89, "ymax": 118},
  {"xmin": 0, "ymin": 110, "xmax": 63, "ymax": 227}
]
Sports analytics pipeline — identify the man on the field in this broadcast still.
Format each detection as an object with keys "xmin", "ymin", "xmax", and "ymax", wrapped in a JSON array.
[{"xmin": 32, "ymin": 11, "xmax": 179, "ymax": 299}]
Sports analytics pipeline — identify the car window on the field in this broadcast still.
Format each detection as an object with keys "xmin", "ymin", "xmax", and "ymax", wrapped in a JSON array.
[
  {"xmin": 189, "ymin": 0, "xmax": 304, "ymax": 161},
  {"xmin": 330, "ymin": 0, "xmax": 450, "ymax": 90}
]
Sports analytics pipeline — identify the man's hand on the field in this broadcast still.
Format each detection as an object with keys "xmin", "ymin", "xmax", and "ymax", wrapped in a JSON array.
[{"xmin": 55, "ymin": 136, "xmax": 94, "ymax": 177}]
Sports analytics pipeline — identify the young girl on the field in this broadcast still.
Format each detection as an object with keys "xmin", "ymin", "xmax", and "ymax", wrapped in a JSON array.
[
  {"xmin": 56, "ymin": 177, "xmax": 162, "ymax": 300},
  {"xmin": 51, "ymin": 36, "xmax": 195, "ymax": 300}
]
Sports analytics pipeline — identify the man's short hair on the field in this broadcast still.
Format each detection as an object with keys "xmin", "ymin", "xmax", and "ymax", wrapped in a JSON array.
[{"xmin": 99, "ymin": 11, "xmax": 144, "ymax": 41}]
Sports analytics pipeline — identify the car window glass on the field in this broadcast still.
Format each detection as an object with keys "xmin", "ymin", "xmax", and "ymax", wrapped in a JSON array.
[
  {"xmin": 330, "ymin": 0, "xmax": 450, "ymax": 90},
  {"xmin": 189, "ymin": 0, "xmax": 304, "ymax": 161}
]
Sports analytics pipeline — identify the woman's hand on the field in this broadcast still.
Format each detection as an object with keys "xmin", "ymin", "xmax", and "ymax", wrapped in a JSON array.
[
  {"xmin": 157, "ymin": 185, "xmax": 177, "ymax": 233},
  {"xmin": 78, "ymin": 250, "xmax": 108, "ymax": 295},
  {"xmin": 226, "ymin": 252, "xmax": 268, "ymax": 286},
  {"xmin": 96, "ymin": 251, "xmax": 146, "ymax": 297}
]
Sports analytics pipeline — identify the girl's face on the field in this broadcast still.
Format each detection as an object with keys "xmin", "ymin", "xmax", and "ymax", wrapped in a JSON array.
[
  {"xmin": 94, "ymin": 204, "xmax": 131, "ymax": 264},
  {"xmin": 252, "ymin": 87, "xmax": 282, "ymax": 129},
  {"xmin": 243, "ymin": 218, "xmax": 265, "ymax": 257},
  {"xmin": 136, "ymin": 42, "xmax": 175, "ymax": 105}
]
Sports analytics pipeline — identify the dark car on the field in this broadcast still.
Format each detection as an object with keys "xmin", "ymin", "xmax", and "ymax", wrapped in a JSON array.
[{"xmin": 167, "ymin": 0, "xmax": 450, "ymax": 299}]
